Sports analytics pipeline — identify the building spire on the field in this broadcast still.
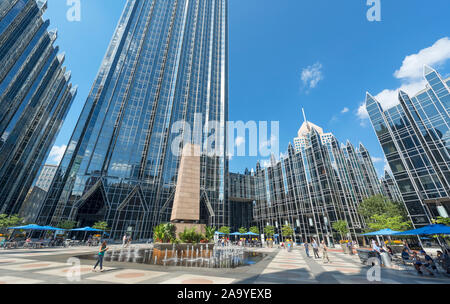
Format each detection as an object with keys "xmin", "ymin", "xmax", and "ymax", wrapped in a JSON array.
[{"xmin": 302, "ymin": 108, "xmax": 307, "ymax": 123}]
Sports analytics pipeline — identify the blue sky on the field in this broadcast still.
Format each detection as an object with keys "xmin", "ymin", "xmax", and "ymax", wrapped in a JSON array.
[{"xmin": 44, "ymin": 0, "xmax": 450, "ymax": 176}]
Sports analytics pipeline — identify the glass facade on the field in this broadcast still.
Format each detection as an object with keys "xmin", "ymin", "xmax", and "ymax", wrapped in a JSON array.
[
  {"xmin": 366, "ymin": 65, "xmax": 450, "ymax": 227},
  {"xmin": 38, "ymin": 0, "xmax": 228, "ymax": 240},
  {"xmin": 0, "ymin": 0, "xmax": 77, "ymax": 215},
  {"xmin": 232, "ymin": 121, "xmax": 392, "ymax": 245}
]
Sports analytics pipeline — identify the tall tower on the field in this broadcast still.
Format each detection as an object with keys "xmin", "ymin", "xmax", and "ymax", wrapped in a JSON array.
[
  {"xmin": 0, "ymin": 0, "xmax": 77, "ymax": 215},
  {"xmin": 366, "ymin": 66, "xmax": 450, "ymax": 227},
  {"xmin": 38, "ymin": 0, "xmax": 229, "ymax": 239}
]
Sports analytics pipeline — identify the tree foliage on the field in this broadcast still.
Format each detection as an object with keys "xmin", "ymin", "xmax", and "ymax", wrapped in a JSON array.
[
  {"xmin": 359, "ymin": 195, "xmax": 412, "ymax": 232},
  {"xmin": 332, "ymin": 220, "xmax": 349, "ymax": 239},
  {"xmin": 249, "ymin": 226, "xmax": 259, "ymax": 235},
  {"xmin": 219, "ymin": 226, "xmax": 230, "ymax": 234},
  {"xmin": 432, "ymin": 217, "xmax": 450, "ymax": 226},
  {"xmin": 57, "ymin": 220, "xmax": 77, "ymax": 230},
  {"xmin": 264, "ymin": 225, "xmax": 275, "ymax": 237},
  {"xmin": 92, "ymin": 221, "xmax": 109, "ymax": 232},
  {"xmin": 238, "ymin": 227, "xmax": 247, "ymax": 234},
  {"xmin": 281, "ymin": 225, "xmax": 294, "ymax": 237},
  {"xmin": 0, "ymin": 214, "xmax": 24, "ymax": 232},
  {"xmin": 367, "ymin": 214, "xmax": 412, "ymax": 232},
  {"xmin": 359, "ymin": 195, "xmax": 408, "ymax": 220}
]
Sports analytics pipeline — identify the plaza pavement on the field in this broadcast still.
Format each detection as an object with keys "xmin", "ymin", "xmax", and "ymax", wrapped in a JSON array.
[{"xmin": 0, "ymin": 246, "xmax": 448, "ymax": 284}]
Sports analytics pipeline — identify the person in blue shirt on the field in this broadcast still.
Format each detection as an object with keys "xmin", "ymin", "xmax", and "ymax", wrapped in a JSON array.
[{"xmin": 304, "ymin": 242, "xmax": 310, "ymax": 258}]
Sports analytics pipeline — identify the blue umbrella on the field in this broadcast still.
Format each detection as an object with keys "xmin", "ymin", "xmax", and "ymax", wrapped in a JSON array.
[
  {"xmin": 71, "ymin": 227, "xmax": 103, "ymax": 232},
  {"xmin": 215, "ymin": 231, "xmax": 225, "ymax": 235},
  {"xmin": 361, "ymin": 229, "xmax": 401, "ymax": 236},
  {"xmin": 41, "ymin": 226, "xmax": 64, "ymax": 231},
  {"xmin": 230, "ymin": 232, "xmax": 242, "ymax": 236},
  {"xmin": 8, "ymin": 224, "xmax": 48, "ymax": 230},
  {"xmin": 245, "ymin": 232, "xmax": 259, "ymax": 236},
  {"xmin": 393, "ymin": 224, "xmax": 450, "ymax": 236},
  {"xmin": 71, "ymin": 227, "xmax": 104, "ymax": 241}
]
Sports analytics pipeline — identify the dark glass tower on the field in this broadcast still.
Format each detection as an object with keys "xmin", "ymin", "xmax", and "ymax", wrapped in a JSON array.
[
  {"xmin": 366, "ymin": 66, "xmax": 450, "ymax": 227},
  {"xmin": 39, "ymin": 0, "xmax": 228, "ymax": 240},
  {"xmin": 0, "ymin": 0, "xmax": 77, "ymax": 214},
  {"xmin": 246, "ymin": 121, "xmax": 387, "ymax": 245}
]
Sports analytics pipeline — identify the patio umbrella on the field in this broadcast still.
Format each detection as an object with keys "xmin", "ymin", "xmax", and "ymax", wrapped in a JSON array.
[
  {"xmin": 7, "ymin": 224, "xmax": 48, "ymax": 230},
  {"xmin": 215, "ymin": 231, "xmax": 225, "ymax": 235},
  {"xmin": 393, "ymin": 224, "xmax": 450, "ymax": 236},
  {"xmin": 361, "ymin": 229, "xmax": 401, "ymax": 236},
  {"xmin": 40, "ymin": 226, "xmax": 64, "ymax": 231},
  {"xmin": 71, "ymin": 227, "xmax": 103, "ymax": 232},
  {"xmin": 71, "ymin": 227, "xmax": 104, "ymax": 241},
  {"xmin": 245, "ymin": 232, "xmax": 259, "ymax": 236}
]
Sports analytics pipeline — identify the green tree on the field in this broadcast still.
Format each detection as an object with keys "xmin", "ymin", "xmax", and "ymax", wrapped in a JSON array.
[
  {"xmin": 264, "ymin": 225, "xmax": 275, "ymax": 237},
  {"xmin": 0, "ymin": 214, "xmax": 24, "ymax": 232},
  {"xmin": 281, "ymin": 225, "xmax": 294, "ymax": 238},
  {"xmin": 367, "ymin": 214, "xmax": 412, "ymax": 232},
  {"xmin": 57, "ymin": 220, "xmax": 77, "ymax": 230},
  {"xmin": 358, "ymin": 195, "xmax": 412, "ymax": 232},
  {"xmin": 332, "ymin": 220, "xmax": 349, "ymax": 240},
  {"xmin": 249, "ymin": 226, "xmax": 260, "ymax": 235},
  {"xmin": 238, "ymin": 227, "xmax": 247, "ymax": 234},
  {"xmin": 359, "ymin": 195, "xmax": 408, "ymax": 220},
  {"xmin": 432, "ymin": 217, "xmax": 450, "ymax": 226},
  {"xmin": 219, "ymin": 226, "xmax": 230, "ymax": 234},
  {"xmin": 92, "ymin": 221, "xmax": 109, "ymax": 232}
]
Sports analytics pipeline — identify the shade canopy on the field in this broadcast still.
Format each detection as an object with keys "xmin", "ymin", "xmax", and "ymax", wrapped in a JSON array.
[
  {"xmin": 71, "ymin": 227, "xmax": 103, "ymax": 232},
  {"xmin": 215, "ymin": 231, "xmax": 226, "ymax": 235},
  {"xmin": 8, "ymin": 224, "xmax": 49, "ymax": 230},
  {"xmin": 40, "ymin": 226, "xmax": 63, "ymax": 231},
  {"xmin": 361, "ymin": 229, "xmax": 401, "ymax": 236},
  {"xmin": 393, "ymin": 224, "xmax": 450, "ymax": 236},
  {"xmin": 230, "ymin": 232, "xmax": 242, "ymax": 236},
  {"xmin": 245, "ymin": 232, "xmax": 259, "ymax": 236}
]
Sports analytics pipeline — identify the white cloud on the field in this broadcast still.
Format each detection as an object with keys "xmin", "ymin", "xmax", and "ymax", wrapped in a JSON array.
[
  {"xmin": 357, "ymin": 37, "xmax": 450, "ymax": 122},
  {"xmin": 394, "ymin": 37, "xmax": 450, "ymax": 81},
  {"xmin": 301, "ymin": 62, "xmax": 323, "ymax": 90},
  {"xmin": 235, "ymin": 136, "xmax": 245, "ymax": 147},
  {"xmin": 341, "ymin": 107, "xmax": 349, "ymax": 114},
  {"xmin": 48, "ymin": 145, "xmax": 66, "ymax": 165}
]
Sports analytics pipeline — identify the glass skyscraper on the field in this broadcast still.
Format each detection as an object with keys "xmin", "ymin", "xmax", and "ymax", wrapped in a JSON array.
[
  {"xmin": 232, "ymin": 120, "xmax": 391, "ymax": 245},
  {"xmin": 0, "ymin": 0, "xmax": 77, "ymax": 215},
  {"xmin": 38, "ymin": 0, "xmax": 228, "ymax": 240},
  {"xmin": 366, "ymin": 65, "xmax": 450, "ymax": 227}
]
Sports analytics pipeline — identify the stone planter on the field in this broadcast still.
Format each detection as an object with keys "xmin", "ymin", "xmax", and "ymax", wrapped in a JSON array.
[{"xmin": 341, "ymin": 244, "xmax": 349, "ymax": 253}]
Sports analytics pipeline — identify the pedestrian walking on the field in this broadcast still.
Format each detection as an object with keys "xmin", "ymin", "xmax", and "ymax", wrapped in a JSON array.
[
  {"xmin": 312, "ymin": 239, "xmax": 320, "ymax": 259},
  {"xmin": 122, "ymin": 234, "xmax": 127, "ymax": 247},
  {"xmin": 93, "ymin": 241, "xmax": 109, "ymax": 272},
  {"xmin": 321, "ymin": 240, "xmax": 330, "ymax": 263},
  {"xmin": 304, "ymin": 242, "xmax": 310, "ymax": 258}
]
